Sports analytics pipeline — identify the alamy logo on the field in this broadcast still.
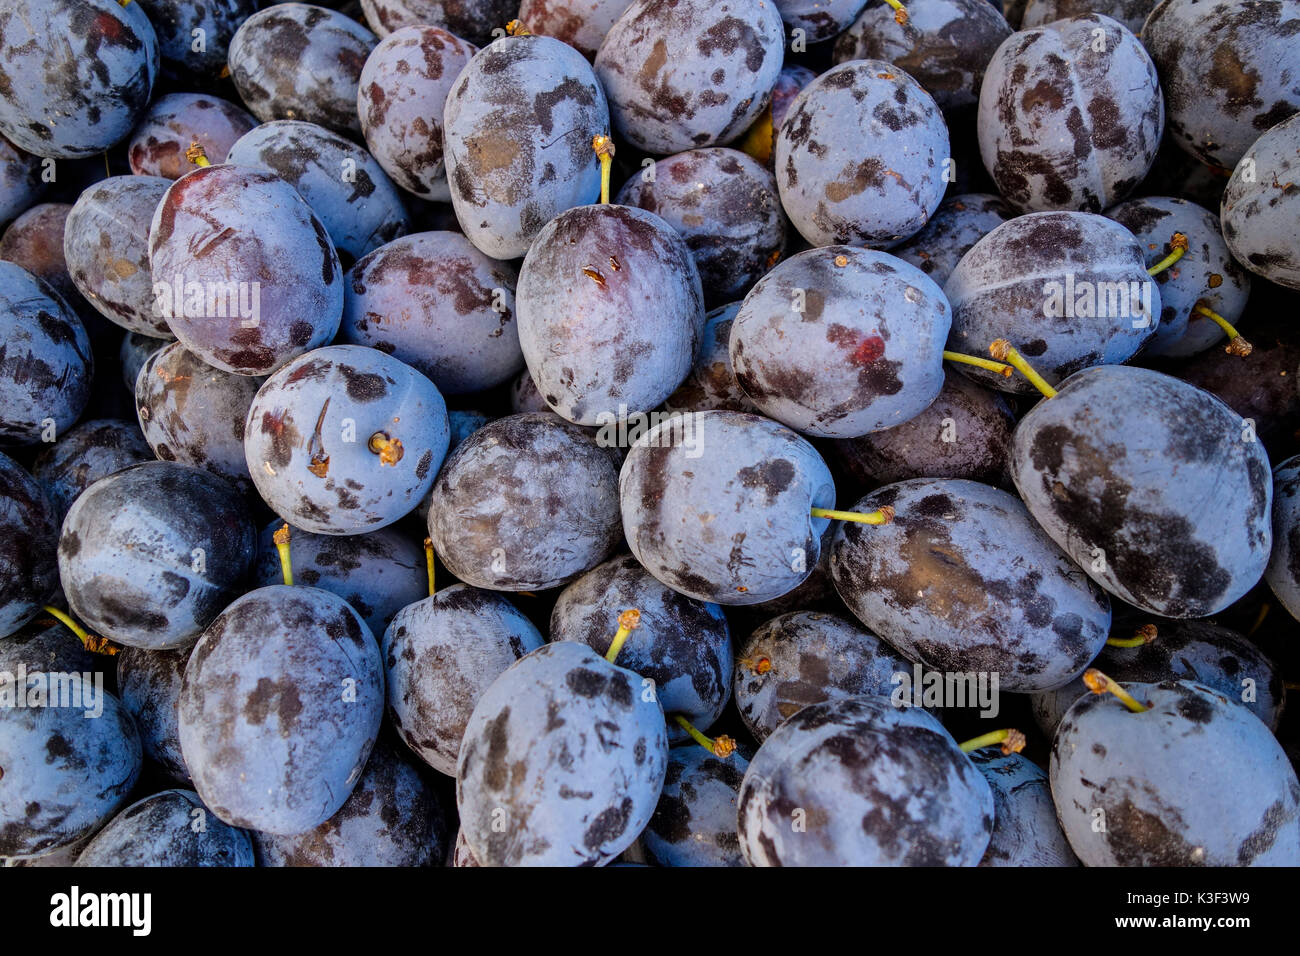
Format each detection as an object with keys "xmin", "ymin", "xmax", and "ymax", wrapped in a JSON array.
[
  {"xmin": 152, "ymin": 274, "xmax": 261, "ymax": 328},
  {"xmin": 1042, "ymin": 273, "xmax": 1154, "ymax": 327},
  {"xmin": 890, "ymin": 664, "xmax": 1000, "ymax": 718},
  {"xmin": 49, "ymin": 887, "xmax": 151, "ymax": 936},
  {"xmin": 0, "ymin": 668, "xmax": 104, "ymax": 718}
]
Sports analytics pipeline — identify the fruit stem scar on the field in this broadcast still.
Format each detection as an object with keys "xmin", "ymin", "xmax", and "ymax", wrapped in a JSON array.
[
  {"xmin": 881, "ymin": 0, "xmax": 909, "ymax": 24},
  {"xmin": 1193, "ymin": 302, "xmax": 1252, "ymax": 356},
  {"xmin": 1106, "ymin": 623, "xmax": 1157, "ymax": 648},
  {"xmin": 307, "ymin": 398, "xmax": 331, "ymax": 478},
  {"xmin": 957, "ymin": 728, "xmax": 1026, "ymax": 755},
  {"xmin": 738, "ymin": 655, "xmax": 772, "ymax": 675},
  {"xmin": 593, "ymin": 135, "xmax": 615, "ymax": 205},
  {"xmin": 811, "ymin": 505, "xmax": 895, "ymax": 525},
  {"xmin": 604, "ymin": 608, "xmax": 641, "ymax": 663},
  {"xmin": 673, "ymin": 714, "xmax": 736, "ymax": 757},
  {"xmin": 273, "ymin": 523, "xmax": 294, "ymax": 586},
  {"xmin": 942, "ymin": 349, "xmax": 1014, "ymax": 378},
  {"xmin": 1083, "ymin": 668, "xmax": 1149, "ymax": 713},
  {"xmin": 989, "ymin": 339, "xmax": 1057, "ymax": 398},
  {"xmin": 1146, "ymin": 232, "xmax": 1189, "ymax": 276},
  {"xmin": 185, "ymin": 140, "xmax": 211, "ymax": 168},
  {"xmin": 505, "ymin": 18, "xmax": 530, "ymax": 36},
  {"xmin": 42, "ymin": 606, "xmax": 118, "ymax": 656},
  {"xmin": 368, "ymin": 432, "xmax": 404, "ymax": 466},
  {"xmin": 424, "ymin": 537, "xmax": 436, "ymax": 597}
]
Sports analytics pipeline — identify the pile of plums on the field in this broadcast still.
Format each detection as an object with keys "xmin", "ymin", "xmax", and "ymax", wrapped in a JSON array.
[{"xmin": 2, "ymin": 0, "xmax": 1299, "ymax": 869}]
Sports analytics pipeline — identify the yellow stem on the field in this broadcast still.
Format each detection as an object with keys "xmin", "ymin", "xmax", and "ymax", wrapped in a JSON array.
[
  {"xmin": 1193, "ymin": 303, "xmax": 1252, "ymax": 356},
  {"xmin": 1146, "ymin": 233, "xmax": 1189, "ymax": 276},
  {"xmin": 592, "ymin": 135, "xmax": 615, "ymax": 205},
  {"xmin": 185, "ymin": 141, "xmax": 211, "ymax": 168},
  {"xmin": 989, "ymin": 339, "xmax": 1057, "ymax": 398},
  {"xmin": 424, "ymin": 537, "xmax": 436, "ymax": 598},
  {"xmin": 943, "ymin": 350, "xmax": 1014, "ymax": 378},
  {"xmin": 673, "ymin": 715, "xmax": 736, "ymax": 757},
  {"xmin": 881, "ymin": 0, "xmax": 909, "ymax": 24},
  {"xmin": 42, "ymin": 606, "xmax": 117, "ymax": 656},
  {"xmin": 1083, "ymin": 668, "xmax": 1148, "ymax": 713},
  {"xmin": 604, "ymin": 609, "xmax": 641, "ymax": 663},
  {"xmin": 273, "ymin": 523, "xmax": 293, "ymax": 586},
  {"xmin": 958, "ymin": 728, "xmax": 1026, "ymax": 755},
  {"xmin": 811, "ymin": 506, "xmax": 895, "ymax": 525},
  {"xmin": 1106, "ymin": 623, "xmax": 1157, "ymax": 648},
  {"xmin": 505, "ymin": 19, "xmax": 529, "ymax": 35}
]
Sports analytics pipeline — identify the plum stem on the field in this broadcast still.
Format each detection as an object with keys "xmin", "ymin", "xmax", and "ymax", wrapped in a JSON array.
[
  {"xmin": 881, "ymin": 0, "xmax": 910, "ymax": 24},
  {"xmin": 424, "ymin": 537, "xmax": 436, "ymax": 597},
  {"xmin": 673, "ymin": 715, "xmax": 736, "ymax": 757},
  {"xmin": 505, "ymin": 19, "xmax": 530, "ymax": 36},
  {"xmin": 41, "ymin": 606, "xmax": 118, "ymax": 656},
  {"xmin": 1146, "ymin": 232, "xmax": 1189, "ymax": 276},
  {"xmin": 989, "ymin": 339, "xmax": 1057, "ymax": 398},
  {"xmin": 738, "ymin": 655, "xmax": 772, "ymax": 675},
  {"xmin": 273, "ymin": 523, "xmax": 294, "ymax": 586},
  {"xmin": 958, "ymin": 728, "xmax": 1026, "ymax": 755},
  {"xmin": 1193, "ymin": 303, "xmax": 1252, "ymax": 356},
  {"xmin": 593, "ymin": 135, "xmax": 615, "ymax": 205},
  {"xmin": 185, "ymin": 141, "xmax": 211, "ymax": 168},
  {"xmin": 811, "ymin": 505, "xmax": 895, "ymax": 525},
  {"xmin": 604, "ymin": 609, "xmax": 641, "ymax": 663},
  {"xmin": 1083, "ymin": 668, "xmax": 1148, "ymax": 713},
  {"xmin": 1106, "ymin": 623, "xmax": 1157, "ymax": 648},
  {"xmin": 1248, "ymin": 602, "xmax": 1270, "ymax": 636},
  {"xmin": 943, "ymin": 350, "xmax": 1014, "ymax": 378},
  {"xmin": 368, "ymin": 432, "xmax": 404, "ymax": 466}
]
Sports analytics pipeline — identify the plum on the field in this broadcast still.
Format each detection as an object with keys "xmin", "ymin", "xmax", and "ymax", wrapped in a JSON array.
[
  {"xmin": 731, "ymin": 246, "xmax": 950, "ymax": 437},
  {"xmin": 0, "ymin": 0, "xmax": 158, "ymax": 159},
  {"xmin": 643, "ymin": 744, "xmax": 751, "ymax": 867},
  {"xmin": 1021, "ymin": 0, "xmax": 1154, "ymax": 33},
  {"xmin": 135, "ymin": 0, "xmax": 259, "ymax": 82},
  {"xmin": 443, "ymin": 34, "xmax": 609, "ymax": 259},
  {"xmin": 734, "ymin": 610, "xmax": 915, "ymax": 742},
  {"xmin": 738, "ymin": 696, "xmax": 993, "ymax": 865},
  {"xmin": 516, "ymin": 204, "xmax": 705, "ymax": 424},
  {"xmin": 360, "ymin": 0, "xmax": 518, "ymax": 46},
  {"xmin": 831, "ymin": 478, "xmax": 1112, "ymax": 693},
  {"xmin": 1142, "ymin": 0, "xmax": 1300, "ymax": 170},
  {"xmin": 0, "ymin": 676, "xmax": 141, "ymax": 859},
  {"xmin": 252, "ymin": 738, "xmax": 447, "ymax": 866},
  {"xmin": 457, "ymin": 640, "xmax": 669, "ymax": 866},
  {"xmin": 1051, "ymin": 678, "xmax": 1300, "ymax": 865},
  {"xmin": 0, "ymin": 137, "xmax": 47, "ymax": 228},
  {"xmin": 517, "ymin": 0, "xmax": 637, "ymax": 59},
  {"xmin": 0, "ymin": 451, "xmax": 60, "ymax": 638},
  {"xmin": 661, "ymin": 304, "xmax": 756, "ymax": 414},
  {"xmin": 427, "ymin": 413, "xmax": 623, "ymax": 590},
  {"xmin": 0, "ymin": 204, "xmax": 81, "ymax": 306},
  {"xmin": 830, "ymin": 372, "xmax": 1016, "ymax": 487},
  {"xmin": 594, "ymin": 0, "xmax": 784, "ymax": 155},
  {"xmin": 1031, "ymin": 617, "xmax": 1285, "ymax": 737},
  {"xmin": 775, "ymin": 60, "xmax": 949, "ymax": 249},
  {"xmin": 227, "ymin": 3, "xmax": 376, "ymax": 137},
  {"xmin": 251, "ymin": 520, "xmax": 426, "ymax": 636},
  {"xmin": 59, "ymin": 461, "xmax": 257, "ymax": 649},
  {"xmin": 383, "ymin": 584, "xmax": 545, "ymax": 775},
  {"xmin": 121, "ymin": 333, "xmax": 170, "ymax": 393},
  {"xmin": 117, "ymin": 645, "xmax": 191, "ymax": 783},
  {"xmin": 137, "ymin": 341, "xmax": 262, "ymax": 496},
  {"xmin": 127, "ymin": 93, "xmax": 259, "ymax": 181},
  {"xmin": 889, "ymin": 193, "xmax": 1012, "ymax": 288},
  {"xmin": 179, "ymin": 585, "xmax": 384, "ymax": 835},
  {"xmin": 0, "ymin": 262, "xmax": 93, "ymax": 446},
  {"xmin": 226, "ymin": 120, "xmax": 410, "ymax": 265},
  {"xmin": 76, "ymin": 790, "xmax": 255, "ymax": 867},
  {"xmin": 356, "ymin": 26, "xmax": 477, "ymax": 202},
  {"xmin": 148, "ymin": 164, "xmax": 344, "ymax": 376},
  {"xmin": 551, "ymin": 554, "xmax": 733, "ymax": 738},
  {"xmin": 0, "ymin": 616, "xmax": 104, "ymax": 683},
  {"xmin": 1010, "ymin": 364, "xmax": 1272, "ymax": 617},
  {"xmin": 976, "ymin": 15, "xmax": 1163, "ymax": 212},
  {"xmin": 1221, "ymin": 112, "xmax": 1300, "ymax": 291},
  {"xmin": 244, "ymin": 345, "xmax": 449, "ymax": 535},
  {"xmin": 1266, "ymin": 454, "xmax": 1300, "ymax": 622},
  {"xmin": 63, "ymin": 175, "xmax": 174, "ymax": 337},
  {"xmin": 834, "ymin": 0, "xmax": 1013, "ymax": 114},
  {"xmin": 943, "ymin": 212, "xmax": 1160, "ymax": 394},
  {"xmin": 509, "ymin": 367, "xmax": 550, "ymax": 414},
  {"xmin": 30, "ymin": 419, "xmax": 153, "ymax": 524},
  {"xmin": 1107, "ymin": 196, "xmax": 1251, "ymax": 357},
  {"xmin": 968, "ymin": 749, "xmax": 1077, "ymax": 866},
  {"xmin": 619, "ymin": 410, "xmax": 836, "ymax": 605},
  {"xmin": 615, "ymin": 148, "xmax": 786, "ymax": 307},
  {"xmin": 341, "ymin": 231, "xmax": 523, "ymax": 395}
]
